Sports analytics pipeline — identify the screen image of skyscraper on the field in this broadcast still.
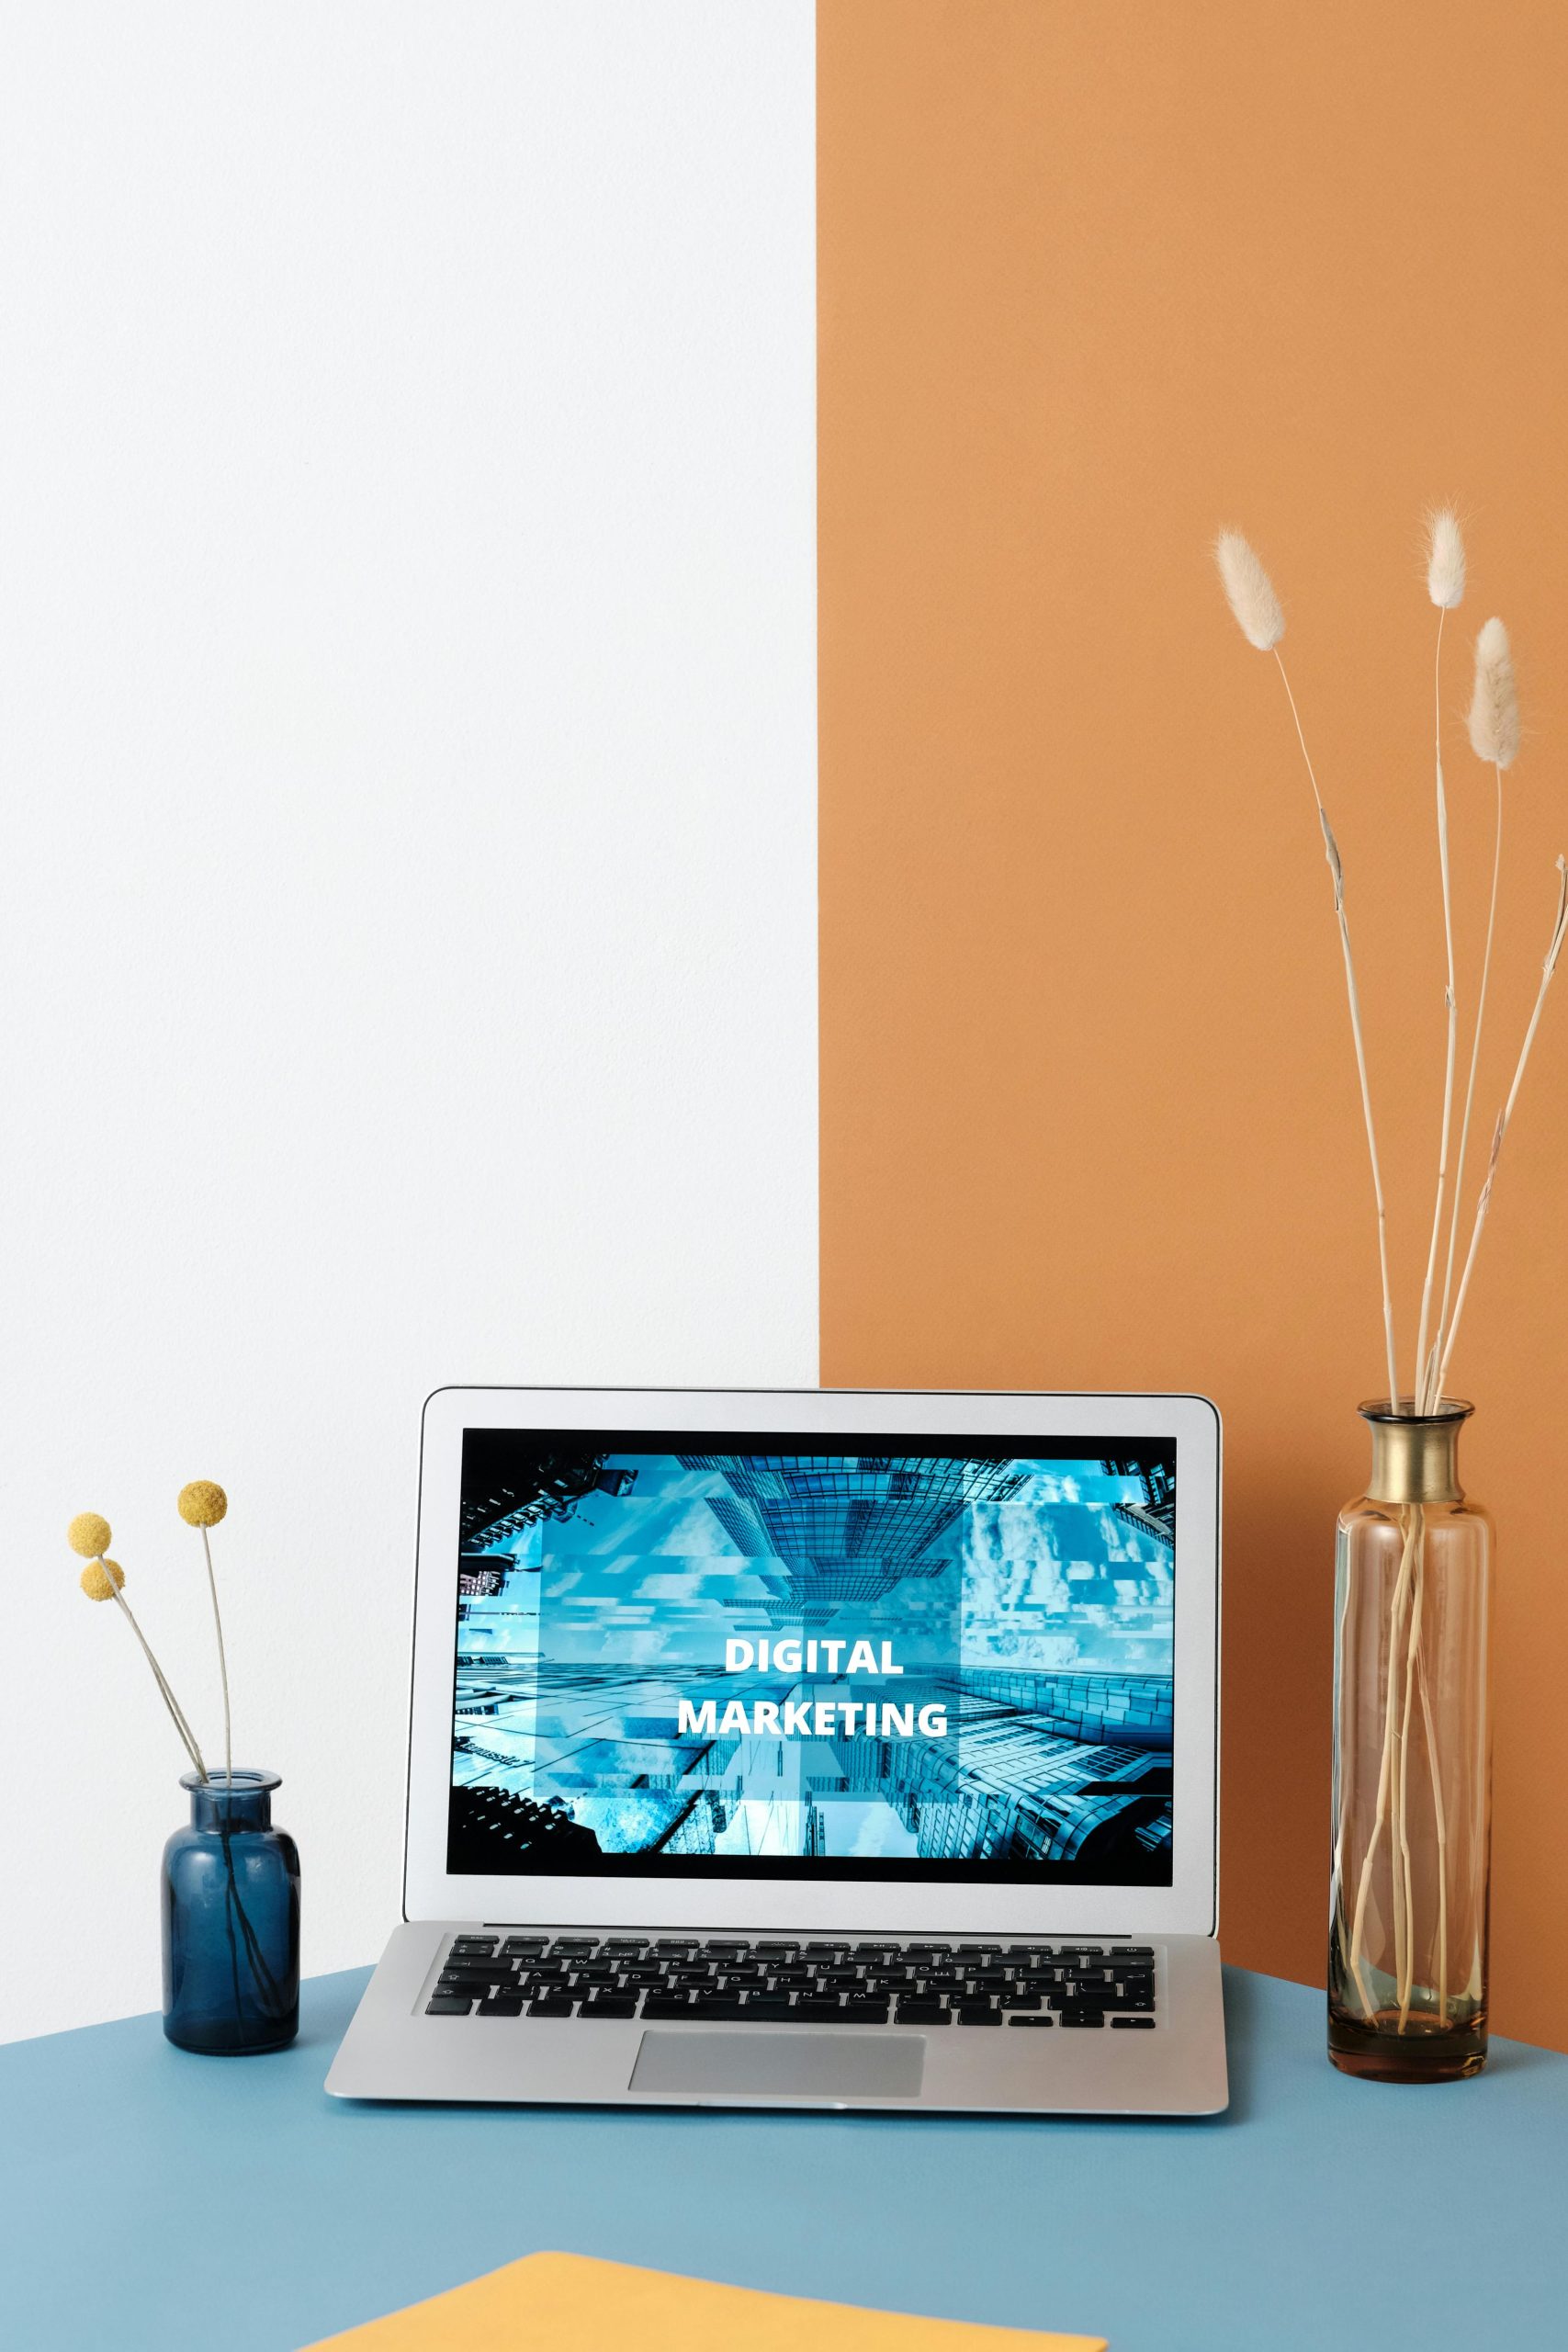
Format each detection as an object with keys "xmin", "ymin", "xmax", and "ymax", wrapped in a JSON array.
[{"xmin": 448, "ymin": 1436, "xmax": 1175, "ymax": 1883}]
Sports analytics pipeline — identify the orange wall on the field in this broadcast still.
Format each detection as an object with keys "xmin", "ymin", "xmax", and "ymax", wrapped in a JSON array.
[{"xmin": 818, "ymin": 1, "xmax": 1568, "ymax": 2047}]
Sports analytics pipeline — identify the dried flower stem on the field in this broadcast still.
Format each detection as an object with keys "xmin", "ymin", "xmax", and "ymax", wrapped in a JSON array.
[
  {"xmin": 1415, "ymin": 1637, "xmax": 1450, "ymax": 2024},
  {"xmin": 201, "ymin": 1526, "xmax": 233, "ymax": 1785},
  {"xmin": 1395, "ymin": 1538, "xmax": 1429, "ymax": 2026},
  {"xmin": 1344, "ymin": 1504, "xmax": 1421, "ymax": 2018},
  {"xmin": 110, "ymin": 1587, "xmax": 208, "ymax": 1781},
  {"xmin": 1273, "ymin": 650, "xmax": 1401, "ymax": 1411},
  {"xmin": 1415, "ymin": 609, "xmax": 1458, "ymax": 1411},
  {"xmin": 1330, "ymin": 1555, "xmax": 1354, "ymax": 1958},
  {"xmin": 1435, "ymin": 763, "xmax": 1505, "ymax": 1387},
  {"xmin": 1438, "ymin": 856, "xmax": 1568, "ymax": 1392}
]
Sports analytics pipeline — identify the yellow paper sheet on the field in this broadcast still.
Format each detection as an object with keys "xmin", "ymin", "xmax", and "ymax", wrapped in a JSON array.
[{"xmin": 302, "ymin": 2250, "xmax": 1106, "ymax": 2352}]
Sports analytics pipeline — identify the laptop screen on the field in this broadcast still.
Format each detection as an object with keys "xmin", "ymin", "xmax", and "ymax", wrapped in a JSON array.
[{"xmin": 449, "ymin": 1431, "xmax": 1175, "ymax": 1886}]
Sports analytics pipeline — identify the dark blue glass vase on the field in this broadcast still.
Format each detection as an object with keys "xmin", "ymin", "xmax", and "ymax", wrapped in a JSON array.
[{"xmin": 162, "ymin": 1769, "xmax": 299, "ymax": 2054}]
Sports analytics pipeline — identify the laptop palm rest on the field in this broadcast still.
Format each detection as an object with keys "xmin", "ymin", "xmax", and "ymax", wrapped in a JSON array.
[{"xmin": 629, "ymin": 2030, "xmax": 924, "ymax": 2099}]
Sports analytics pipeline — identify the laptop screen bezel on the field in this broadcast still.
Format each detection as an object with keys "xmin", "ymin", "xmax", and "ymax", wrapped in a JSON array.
[{"xmin": 402, "ymin": 1385, "xmax": 1220, "ymax": 1939}]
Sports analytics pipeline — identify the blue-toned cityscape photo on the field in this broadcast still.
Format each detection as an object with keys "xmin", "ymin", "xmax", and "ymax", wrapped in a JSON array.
[{"xmin": 449, "ymin": 1438, "xmax": 1175, "ymax": 1883}]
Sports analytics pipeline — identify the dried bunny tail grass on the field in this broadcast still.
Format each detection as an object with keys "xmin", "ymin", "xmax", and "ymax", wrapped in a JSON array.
[
  {"xmin": 1439, "ymin": 855, "xmax": 1568, "ymax": 1391},
  {"xmin": 1414, "ymin": 517, "xmax": 1463, "ymax": 1408},
  {"xmin": 1435, "ymin": 757, "xmax": 1506, "ymax": 1378},
  {"xmin": 1426, "ymin": 508, "xmax": 1466, "ymax": 608},
  {"xmin": 1215, "ymin": 531, "xmax": 1285, "ymax": 651},
  {"xmin": 1271, "ymin": 670, "xmax": 1401, "ymax": 1412},
  {"xmin": 1468, "ymin": 617, "xmax": 1519, "ymax": 768}
]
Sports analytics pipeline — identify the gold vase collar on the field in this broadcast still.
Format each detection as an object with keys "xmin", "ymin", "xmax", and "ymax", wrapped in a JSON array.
[{"xmin": 1359, "ymin": 1398, "xmax": 1472, "ymax": 1505}]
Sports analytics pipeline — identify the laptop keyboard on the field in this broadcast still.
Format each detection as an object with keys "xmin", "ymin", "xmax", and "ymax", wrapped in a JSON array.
[{"xmin": 423, "ymin": 1935, "xmax": 1158, "ymax": 2028}]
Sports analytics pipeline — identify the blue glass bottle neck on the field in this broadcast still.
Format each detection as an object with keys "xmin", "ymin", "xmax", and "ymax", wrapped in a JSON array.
[{"xmin": 184, "ymin": 1772, "xmax": 277, "ymax": 1833}]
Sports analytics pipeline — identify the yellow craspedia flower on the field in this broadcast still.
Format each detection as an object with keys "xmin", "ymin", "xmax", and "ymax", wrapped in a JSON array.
[
  {"xmin": 68, "ymin": 1511, "xmax": 113, "ymax": 1558},
  {"xmin": 80, "ymin": 1558, "xmax": 126, "ymax": 1601},
  {"xmin": 178, "ymin": 1480, "xmax": 228, "ymax": 1528}
]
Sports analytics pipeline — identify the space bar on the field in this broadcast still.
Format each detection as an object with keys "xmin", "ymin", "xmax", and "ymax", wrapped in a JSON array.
[{"xmin": 639, "ymin": 1998, "xmax": 890, "ymax": 2023}]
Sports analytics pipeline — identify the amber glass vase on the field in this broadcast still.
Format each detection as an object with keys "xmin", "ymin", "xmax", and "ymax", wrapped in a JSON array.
[{"xmin": 1328, "ymin": 1400, "xmax": 1492, "ymax": 2081}]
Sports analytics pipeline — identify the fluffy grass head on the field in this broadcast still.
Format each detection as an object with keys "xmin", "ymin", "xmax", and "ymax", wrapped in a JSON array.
[
  {"xmin": 1426, "ymin": 509, "xmax": 1466, "ymax": 609},
  {"xmin": 80, "ymin": 1559, "xmax": 126, "ymax": 1602},
  {"xmin": 67, "ymin": 1511, "xmax": 112, "ymax": 1558},
  {"xmin": 1468, "ymin": 617, "xmax": 1520, "ymax": 768},
  {"xmin": 1214, "ymin": 532, "xmax": 1285, "ymax": 650}
]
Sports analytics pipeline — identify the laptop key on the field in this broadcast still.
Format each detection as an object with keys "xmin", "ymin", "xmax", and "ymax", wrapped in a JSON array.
[
  {"xmin": 580, "ymin": 1996, "xmax": 638, "ymax": 2018},
  {"xmin": 639, "ymin": 1996, "xmax": 695, "ymax": 2019},
  {"xmin": 957, "ymin": 2007, "xmax": 1002, "ymax": 2026},
  {"xmin": 527, "ymin": 1997, "xmax": 576, "ymax": 2018},
  {"xmin": 894, "ymin": 2001, "xmax": 949, "ymax": 2024},
  {"xmin": 478, "ymin": 1995, "xmax": 524, "ymax": 2017},
  {"xmin": 1059, "ymin": 2012, "xmax": 1106, "ymax": 2028},
  {"xmin": 425, "ymin": 1996, "xmax": 473, "ymax": 2015},
  {"xmin": 1111, "ymin": 2015, "xmax": 1156, "ymax": 2029},
  {"xmin": 1009, "ymin": 2015, "xmax": 1055, "ymax": 2028},
  {"xmin": 999, "ymin": 1993, "xmax": 1042, "ymax": 2011}
]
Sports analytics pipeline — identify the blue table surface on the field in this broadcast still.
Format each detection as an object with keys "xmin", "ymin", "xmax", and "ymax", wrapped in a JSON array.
[{"xmin": 2, "ymin": 1965, "xmax": 1562, "ymax": 2352}]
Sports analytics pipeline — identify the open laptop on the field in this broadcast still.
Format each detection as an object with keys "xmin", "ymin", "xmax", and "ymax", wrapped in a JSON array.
[{"xmin": 327, "ymin": 1385, "xmax": 1226, "ymax": 2115}]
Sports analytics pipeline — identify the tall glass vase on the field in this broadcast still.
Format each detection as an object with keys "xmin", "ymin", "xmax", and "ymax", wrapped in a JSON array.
[{"xmin": 1328, "ymin": 1401, "xmax": 1492, "ymax": 2081}]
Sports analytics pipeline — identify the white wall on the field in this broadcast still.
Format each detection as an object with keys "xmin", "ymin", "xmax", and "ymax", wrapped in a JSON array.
[{"xmin": 0, "ymin": 5, "xmax": 818, "ymax": 2041}]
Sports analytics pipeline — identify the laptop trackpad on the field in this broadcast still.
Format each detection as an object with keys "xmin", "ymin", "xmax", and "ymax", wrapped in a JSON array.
[{"xmin": 630, "ymin": 2030, "xmax": 923, "ymax": 2100}]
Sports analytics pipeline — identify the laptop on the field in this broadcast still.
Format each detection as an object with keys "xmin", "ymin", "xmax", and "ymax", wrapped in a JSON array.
[{"xmin": 327, "ymin": 1385, "xmax": 1226, "ymax": 2115}]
